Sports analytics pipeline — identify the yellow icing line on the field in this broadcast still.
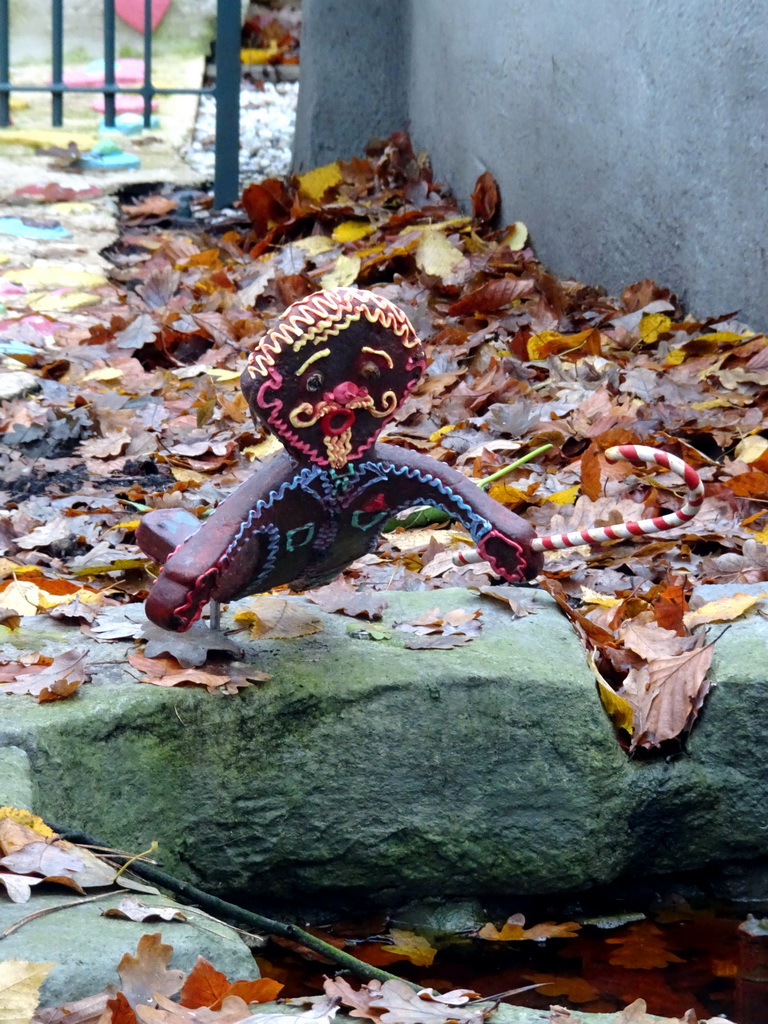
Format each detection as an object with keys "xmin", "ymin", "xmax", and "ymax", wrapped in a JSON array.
[
  {"xmin": 296, "ymin": 347, "xmax": 330, "ymax": 377},
  {"xmin": 361, "ymin": 346, "xmax": 394, "ymax": 368}
]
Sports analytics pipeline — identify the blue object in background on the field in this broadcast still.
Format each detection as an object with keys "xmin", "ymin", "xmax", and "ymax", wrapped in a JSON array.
[{"xmin": 0, "ymin": 217, "xmax": 70, "ymax": 239}]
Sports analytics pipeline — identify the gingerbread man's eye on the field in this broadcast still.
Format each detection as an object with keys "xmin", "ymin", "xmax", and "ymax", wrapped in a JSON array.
[
  {"xmin": 305, "ymin": 372, "xmax": 324, "ymax": 392},
  {"xmin": 360, "ymin": 361, "xmax": 381, "ymax": 381}
]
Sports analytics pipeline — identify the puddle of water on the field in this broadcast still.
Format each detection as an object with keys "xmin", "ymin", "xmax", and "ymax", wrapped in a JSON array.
[{"xmin": 255, "ymin": 903, "xmax": 768, "ymax": 1022}]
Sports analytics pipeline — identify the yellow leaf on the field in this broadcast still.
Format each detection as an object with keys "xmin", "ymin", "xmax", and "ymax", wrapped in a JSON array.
[
  {"xmin": 36, "ymin": 587, "xmax": 102, "ymax": 610},
  {"xmin": 502, "ymin": 222, "xmax": 528, "ymax": 250},
  {"xmin": 415, "ymin": 229, "xmax": 463, "ymax": 277},
  {"xmin": 639, "ymin": 313, "xmax": 672, "ymax": 345},
  {"xmin": 580, "ymin": 587, "xmax": 621, "ymax": 608},
  {"xmin": 233, "ymin": 597, "xmax": 322, "ymax": 640},
  {"xmin": 0, "ymin": 959, "xmax": 56, "ymax": 1024},
  {"xmin": 203, "ymin": 368, "xmax": 241, "ymax": 383},
  {"xmin": 243, "ymin": 436, "xmax": 284, "ymax": 462},
  {"xmin": 429, "ymin": 424, "xmax": 459, "ymax": 443},
  {"xmin": 683, "ymin": 591, "xmax": 766, "ymax": 629},
  {"xmin": 735, "ymin": 435, "xmax": 768, "ymax": 463},
  {"xmin": 112, "ymin": 520, "xmax": 141, "ymax": 531},
  {"xmin": 588, "ymin": 654, "xmax": 634, "ymax": 734},
  {"xmin": 297, "ymin": 161, "xmax": 343, "ymax": 203},
  {"xmin": 665, "ymin": 348, "xmax": 686, "ymax": 366},
  {"xmin": 526, "ymin": 328, "xmax": 593, "ymax": 360},
  {"xmin": 750, "ymin": 529, "xmax": 768, "ymax": 545},
  {"xmin": 385, "ymin": 930, "xmax": 437, "ymax": 967},
  {"xmin": 240, "ymin": 42, "xmax": 280, "ymax": 64},
  {"xmin": 332, "ymin": 220, "xmax": 374, "ymax": 243},
  {"xmin": 545, "ymin": 484, "xmax": 580, "ymax": 506},
  {"xmin": 696, "ymin": 331, "xmax": 752, "ymax": 342},
  {"xmin": 0, "ymin": 808, "xmax": 55, "ymax": 838},
  {"xmin": 0, "ymin": 127, "xmax": 97, "ymax": 149},
  {"xmin": 292, "ymin": 235, "xmax": 336, "ymax": 256},
  {"xmin": 169, "ymin": 467, "xmax": 207, "ymax": 485},
  {"xmin": 320, "ymin": 254, "xmax": 361, "ymax": 289},
  {"xmin": 3, "ymin": 266, "xmax": 107, "ymax": 289},
  {"xmin": 81, "ymin": 367, "xmax": 123, "ymax": 382},
  {"xmin": 487, "ymin": 483, "xmax": 531, "ymax": 507},
  {"xmin": 28, "ymin": 291, "xmax": 100, "ymax": 311},
  {"xmin": 692, "ymin": 399, "xmax": 733, "ymax": 410},
  {"xmin": 0, "ymin": 581, "xmax": 41, "ymax": 617}
]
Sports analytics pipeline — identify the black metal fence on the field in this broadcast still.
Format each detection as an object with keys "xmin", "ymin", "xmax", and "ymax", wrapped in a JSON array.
[{"xmin": 0, "ymin": 0, "xmax": 241, "ymax": 206}]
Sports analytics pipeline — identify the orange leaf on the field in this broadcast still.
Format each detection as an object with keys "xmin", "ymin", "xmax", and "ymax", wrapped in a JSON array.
[
  {"xmin": 106, "ymin": 992, "xmax": 138, "ymax": 1024},
  {"xmin": 179, "ymin": 957, "xmax": 229, "ymax": 1009},
  {"xmin": 217, "ymin": 978, "xmax": 284, "ymax": 1009}
]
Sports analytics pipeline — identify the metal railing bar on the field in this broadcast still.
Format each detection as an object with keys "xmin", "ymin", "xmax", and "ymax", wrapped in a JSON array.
[
  {"xmin": 103, "ymin": 0, "xmax": 116, "ymax": 126},
  {"xmin": 142, "ymin": 0, "xmax": 152, "ymax": 127},
  {"xmin": 51, "ymin": 0, "xmax": 63, "ymax": 125},
  {"xmin": 0, "ymin": 0, "xmax": 9, "ymax": 126},
  {"xmin": 214, "ymin": 0, "xmax": 240, "ymax": 207},
  {"xmin": 0, "ymin": 85, "xmax": 215, "ymax": 96}
]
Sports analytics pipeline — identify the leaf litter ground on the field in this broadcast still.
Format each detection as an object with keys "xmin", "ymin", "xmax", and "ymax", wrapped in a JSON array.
[{"xmin": 0, "ymin": 133, "xmax": 763, "ymax": 1021}]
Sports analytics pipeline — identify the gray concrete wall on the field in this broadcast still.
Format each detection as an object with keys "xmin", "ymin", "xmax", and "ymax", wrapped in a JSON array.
[{"xmin": 294, "ymin": 0, "xmax": 768, "ymax": 328}]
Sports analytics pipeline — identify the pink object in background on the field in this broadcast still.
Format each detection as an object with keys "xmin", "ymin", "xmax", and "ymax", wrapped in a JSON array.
[
  {"xmin": 91, "ymin": 95, "xmax": 158, "ymax": 113},
  {"xmin": 62, "ymin": 58, "xmax": 145, "ymax": 88},
  {"xmin": 115, "ymin": 0, "xmax": 172, "ymax": 33}
]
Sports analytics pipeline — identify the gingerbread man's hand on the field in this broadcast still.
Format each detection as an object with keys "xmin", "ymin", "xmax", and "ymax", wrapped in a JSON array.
[{"xmin": 475, "ymin": 530, "xmax": 537, "ymax": 582}]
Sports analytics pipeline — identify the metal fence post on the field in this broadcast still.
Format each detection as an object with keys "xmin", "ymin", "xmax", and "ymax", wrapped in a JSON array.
[
  {"xmin": 214, "ymin": 0, "xmax": 241, "ymax": 208},
  {"xmin": 0, "ymin": 0, "xmax": 8, "ymax": 127},
  {"xmin": 103, "ymin": 0, "xmax": 116, "ymax": 127},
  {"xmin": 51, "ymin": 0, "xmax": 64, "ymax": 125}
]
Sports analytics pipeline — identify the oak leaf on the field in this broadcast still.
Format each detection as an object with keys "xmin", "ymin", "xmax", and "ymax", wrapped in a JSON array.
[
  {"xmin": 117, "ymin": 934, "xmax": 184, "ymax": 1010},
  {"xmin": 382, "ymin": 930, "xmax": 437, "ymax": 967},
  {"xmin": 233, "ymin": 597, "xmax": 322, "ymax": 640},
  {"xmin": 683, "ymin": 590, "xmax": 765, "ymax": 628}
]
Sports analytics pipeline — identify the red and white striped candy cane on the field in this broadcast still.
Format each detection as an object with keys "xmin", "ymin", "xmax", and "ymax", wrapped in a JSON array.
[{"xmin": 453, "ymin": 444, "xmax": 704, "ymax": 565}]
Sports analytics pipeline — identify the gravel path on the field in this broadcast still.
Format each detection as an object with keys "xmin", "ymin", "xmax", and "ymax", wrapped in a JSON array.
[{"xmin": 184, "ymin": 80, "xmax": 299, "ymax": 186}]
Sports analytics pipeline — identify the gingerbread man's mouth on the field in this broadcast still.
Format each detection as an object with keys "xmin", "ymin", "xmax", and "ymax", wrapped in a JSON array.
[{"xmin": 321, "ymin": 407, "xmax": 356, "ymax": 436}]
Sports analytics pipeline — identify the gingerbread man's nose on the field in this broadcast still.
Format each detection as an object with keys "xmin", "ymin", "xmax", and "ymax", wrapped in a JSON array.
[{"xmin": 323, "ymin": 381, "xmax": 368, "ymax": 405}]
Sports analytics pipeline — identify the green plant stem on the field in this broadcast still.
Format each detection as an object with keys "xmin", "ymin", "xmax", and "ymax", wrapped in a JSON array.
[
  {"xmin": 50, "ymin": 826, "xmax": 411, "ymax": 987},
  {"xmin": 476, "ymin": 444, "xmax": 553, "ymax": 488}
]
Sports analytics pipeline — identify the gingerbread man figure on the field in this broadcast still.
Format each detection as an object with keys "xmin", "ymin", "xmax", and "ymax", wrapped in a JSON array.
[{"xmin": 137, "ymin": 288, "xmax": 543, "ymax": 630}]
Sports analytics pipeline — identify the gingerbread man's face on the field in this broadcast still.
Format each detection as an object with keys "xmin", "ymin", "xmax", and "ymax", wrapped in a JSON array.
[{"xmin": 241, "ymin": 289, "xmax": 425, "ymax": 469}]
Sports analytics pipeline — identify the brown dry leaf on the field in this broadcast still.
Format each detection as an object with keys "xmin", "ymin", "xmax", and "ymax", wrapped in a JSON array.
[
  {"xmin": 521, "ymin": 972, "xmax": 599, "ymax": 1004},
  {"xmin": 476, "ymin": 915, "xmax": 580, "ymax": 941},
  {"xmin": 32, "ymin": 988, "xmax": 112, "ymax": 1024},
  {"xmin": 103, "ymin": 897, "xmax": 186, "ymax": 924},
  {"xmin": 623, "ymin": 643, "xmax": 715, "ymax": 749},
  {"xmin": 322, "ymin": 977, "xmax": 381, "ymax": 1021},
  {"xmin": 233, "ymin": 597, "xmax": 323, "ymax": 640},
  {"xmin": 618, "ymin": 620, "xmax": 694, "ymax": 661},
  {"xmin": 471, "ymin": 170, "xmax": 499, "ymax": 223},
  {"xmin": 128, "ymin": 653, "xmax": 265, "ymax": 695},
  {"xmin": 365, "ymin": 980, "xmax": 485, "ymax": 1024},
  {"xmin": 683, "ymin": 590, "xmax": 766, "ymax": 628},
  {"xmin": 0, "ymin": 649, "xmax": 89, "ymax": 702},
  {"xmin": 0, "ymin": 818, "xmax": 49, "ymax": 856},
  {"xmin": 403, "ymin": 634, "xmax": 473, "ymax": 650},
  {"xmin": 605, "ymin": 922, "xmax": 684, "ymax": 970},
  {"xmin": 382, "ymin": 929, "xmax": 437, "ymax": 967},
  {"xmin": 0, "ymin": 841, "xmax": 84, "ymax": 880},
  {"xmin": 117, "ymin": 933, "xmax": 184, "ymax": 1010},
  {"xmin": 307, "ymin": 581, "xmax": 388, "ymax": 621},
  {"xmin": 136, "ymin": 993, "xmax": 253, "ymax": 1024}
]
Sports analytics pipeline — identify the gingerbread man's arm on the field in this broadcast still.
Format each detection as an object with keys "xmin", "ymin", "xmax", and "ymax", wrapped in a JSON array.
[
  {"xmin": 140, "ymin": 450, "xmax": 298, "ymax": 631},
  {"xmin": 373, "ymin": 442, "xmax": 543, "ymax": 582}
]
